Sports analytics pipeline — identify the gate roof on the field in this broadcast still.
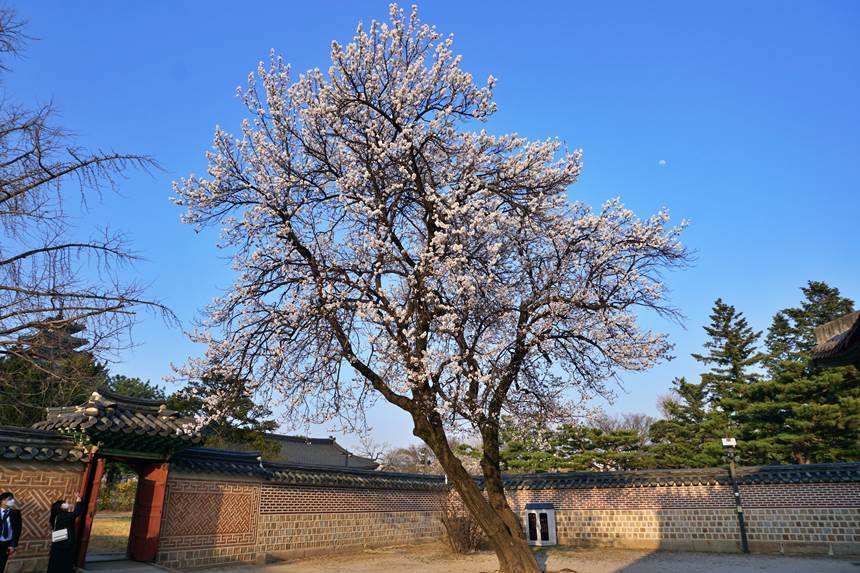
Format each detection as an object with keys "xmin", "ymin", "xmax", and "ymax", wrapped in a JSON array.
[{"xmin": 32, "ymin": 388, "xmax": 202, "ymax": 458}]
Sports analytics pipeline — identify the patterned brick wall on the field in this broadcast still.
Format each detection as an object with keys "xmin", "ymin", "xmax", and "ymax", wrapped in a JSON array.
[
  {"xmin": 160, "ymin": 479, "xmax": 260, "ymax": 544},
  {"xmin": 260, "ymin": 484, "xmax": 440, "ymax": 514},
  {"xmin": 507, "ymin": 482, "xmax": 860, "ymax": 555},
  {"xmin": 156, "ymin": 473, "xmax": 444, "ymax": 569},
  {"xmin": 740, "ymin": 482, "xmax": 860, "ymax": 508},
  {"xmin": 508, "ymin": 483, "xmax": 735, "ymax": 510},
  {"xmin": 0, "ymin": 461, "xmax": 84, "ymax": 573},
  {"xmin": 155, "ymin": 470, "xmax": 860, "ymax": 569}
]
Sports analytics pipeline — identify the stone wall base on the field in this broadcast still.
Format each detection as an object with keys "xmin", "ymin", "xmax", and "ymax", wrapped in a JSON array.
[{"xmin": 2, "ymin": 556, "xmax": 48, "ymax": 573}]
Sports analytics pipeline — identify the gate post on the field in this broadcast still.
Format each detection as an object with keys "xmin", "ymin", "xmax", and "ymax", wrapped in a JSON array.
[
  {"xmin": 128, "ymin": 462, "xmax": 169, "ymax": 562},
  {"xmin": 76, "ymin": 456, "xmax": 106, "ymax": 567}
]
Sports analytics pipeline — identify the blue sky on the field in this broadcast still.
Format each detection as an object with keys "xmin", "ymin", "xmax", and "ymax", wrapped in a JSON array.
[{"xmin": 7, "ymin": 1, "xmax": 859, "ymax": 449}]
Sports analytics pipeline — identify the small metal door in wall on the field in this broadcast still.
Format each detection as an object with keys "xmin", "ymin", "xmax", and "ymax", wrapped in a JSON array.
[{"xmin": 524, "ymin": 503, "xmax": 556, "ymax": 546}]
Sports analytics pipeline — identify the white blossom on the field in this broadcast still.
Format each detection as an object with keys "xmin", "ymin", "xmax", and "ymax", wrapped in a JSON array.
[{"xmin": 172, "ymin": 4, "xmax": 687, "ymax": 440}]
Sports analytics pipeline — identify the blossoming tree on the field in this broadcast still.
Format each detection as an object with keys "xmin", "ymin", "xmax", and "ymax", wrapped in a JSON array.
[{"xmin": 174, "ymin": 5, "xmax": 686, "ymax": 572}]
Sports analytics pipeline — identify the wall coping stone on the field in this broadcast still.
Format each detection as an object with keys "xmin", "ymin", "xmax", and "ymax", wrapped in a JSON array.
[
  {"xmin": 498, "ymin": 462, "xmax": 860, "ymax": 490},
  {"xmin": 0, "ymin": 425, "xmax": 86, "ymax": 463},
  {"xmin": 170, "ymin": 447, "xmax": 860, "ymax": 491}
]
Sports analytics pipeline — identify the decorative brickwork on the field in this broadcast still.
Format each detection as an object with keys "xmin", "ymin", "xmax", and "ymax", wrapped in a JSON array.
[
  {"xmin": 0, "ymin": 461, "xmax": 84, "ymax": 573},
  {"xmin": 157, "ymin": 475, "xmax": 444, "ymax": 569},
  {"xmin": 158, "ymin": 478, "xmax": 260, "ymax": 550},
  {"xmin": 260, "ymin": 484, "xmax": 440, "ymax": 514},
  {"xmin": 508, "ymin": 484, "xmax": 735, "ymax": 510},
  {"xmin": 740, "ymin": 482, "xmax": 860, "ymax": 508},
  {"xmin": 507, "ymin": 482, "xmax": 860, "ymax": 555}
]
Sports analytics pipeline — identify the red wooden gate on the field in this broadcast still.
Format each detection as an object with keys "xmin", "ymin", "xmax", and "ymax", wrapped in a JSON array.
[{"xmin": 127, "ymin": 462, "xmax": 169, "ymax": 562}]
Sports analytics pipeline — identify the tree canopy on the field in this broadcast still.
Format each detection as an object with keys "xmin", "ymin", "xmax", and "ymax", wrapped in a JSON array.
[{"xmin": 173, "ymin": 6, "xmax": 687, "ymax": 572}]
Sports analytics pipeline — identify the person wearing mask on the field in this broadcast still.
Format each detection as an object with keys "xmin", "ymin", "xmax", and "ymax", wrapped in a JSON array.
[
  {"xmin": 0, "ymin": 492, "xmax": 22, "ymax": 573},
  {"xmin": 46, "ymin": 495, "xmax": 82, "ymax": 573}
]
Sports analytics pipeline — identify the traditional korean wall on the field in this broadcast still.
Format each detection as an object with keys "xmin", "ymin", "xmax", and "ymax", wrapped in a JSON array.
[
  {"xmin": 156, "ymin": 463, "xmax": 860, "ymax": 570},
  {"xmin": 506, "ymin": 481, "xmax": 860, "ymax": 556},
  {"xmin": 0, "ymin": 460, "xmax": 84, "ymax": 573},
  {"xmin": 155, "ymin": 471, "xmax": 444, "ymax": 570}
]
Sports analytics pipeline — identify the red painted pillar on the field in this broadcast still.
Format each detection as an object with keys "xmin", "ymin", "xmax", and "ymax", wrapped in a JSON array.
[
  {"xmin": 76, "ymin": 456, "xmax": 106, "ymax": 567},
  {"xmin": 128, "ymin": 462, "xmax": 169, "ymax": 562}
]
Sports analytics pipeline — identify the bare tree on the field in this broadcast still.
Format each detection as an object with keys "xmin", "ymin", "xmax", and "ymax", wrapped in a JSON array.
[
  {"xmin": 593, "ymin": 412, "xmax": 656, "ymax": 448},
  {"xmin": 354, "ymin": 432, "xmax": 389, "ymax": 464},
  {"xmin": 0, "ymin": 9, "xmax": 173, "ymax": 394},
  {"xmin": 379, "ymin": 444, "xmax": 441, "ymax": 474},
  {"xmin": 174, "ymin": 6, "xmax": 687, "ymax": 572}
]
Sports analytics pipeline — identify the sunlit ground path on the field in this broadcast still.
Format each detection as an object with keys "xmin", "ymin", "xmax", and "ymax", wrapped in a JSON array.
[
  {"xmin": 191, "ymin": 543, "xmax": 857, "ymax": 573},
  {"xmin": 87, "ymin": 512, "xmax": 133, "ymax": 555}
]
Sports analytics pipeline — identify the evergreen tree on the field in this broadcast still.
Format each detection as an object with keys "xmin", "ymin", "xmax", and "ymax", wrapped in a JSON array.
[
  {"xmin": 738, "ymin": 362, "xmax": 860, "ymax": 464},
  {"xmin": 692, "ymin": 299, "xmax": 765, "ymax": 416},
  {"xmin": 765, "ymin": 281, "xmax": 854, "ymax": 371},
  {"xmin": 552, "ymin": 424, "xmax": 651, "ymax": 471},
  {"xmin": 492, "ymin": 424, "xmax": 653, "ymax": 473},
  {"xmin": 648, "ymin": 377, "xmax": 725, "ymax": 468},
  {"xmin": 495, "ymin": 432, "xmax": 560, "ymax": 473},
  {"xmin": 167, "ymin": 372, "xmax": 280, "ymax": 456},
  {"xmin": 105, "ymin": 375, "xmax": 166, "ymax": 400},
  {"xmin": 738, "ymin": 281, "xmax": 858, "ymax": 464}
]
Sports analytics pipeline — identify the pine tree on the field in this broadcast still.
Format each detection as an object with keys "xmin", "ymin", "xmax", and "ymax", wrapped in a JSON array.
[
  {"xmin": 765, "ymin": 281, "xmax": 854, "ymax": 372},
  {"xmin": 739, "ymin": 281, "xmax": 858, "ymax": 464},
  {"xmin": 739, "ymin": 362, "xmax": 860, "ymax": 464},
  {"xmin": 648, "ymin": 378, "xmax": 725, "ymax": 468},
  {"xmin": 553, "ymin": 425, "xmax": 650, "ymax": 471},
  {"xmin": 106, "ymin": 375, "xmax": 166, "ymax": 400},
  {"xmin": 692, "ymin": 299, "xmax": 765, "ymax": 417},
  {"xmin": 167, "ymin": 372, "xmax": 280, "ymax": 456}
]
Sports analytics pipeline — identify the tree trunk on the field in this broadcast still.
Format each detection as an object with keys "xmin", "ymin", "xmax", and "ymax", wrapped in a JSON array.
[
  {"xmin": 479, "ymin": 423, "xmax": 537, "ymax": 570},
  {"xmin": 414, "ymin": 415, "xmax": 541, "ymax": 573}
]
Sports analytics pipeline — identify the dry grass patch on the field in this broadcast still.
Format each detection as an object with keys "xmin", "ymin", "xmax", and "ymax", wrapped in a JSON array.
[{"xmin": 87, "ymin": 512, "xmax": 131, "ymax": 555}]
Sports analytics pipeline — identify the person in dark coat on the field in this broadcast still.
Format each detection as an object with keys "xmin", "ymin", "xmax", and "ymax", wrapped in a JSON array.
[
  {"xmin": 46, "ymin": 496, "xmax": 82, "ymax": 573},
  {"xmin": 0, "ymin": 492, "xmax": 22, "ymax": 573}
]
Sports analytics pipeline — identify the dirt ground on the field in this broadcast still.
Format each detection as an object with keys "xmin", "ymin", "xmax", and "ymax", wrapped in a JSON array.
[{"xmin": 193, "ymin": 543, "xmax": 859, "ymax": 573}]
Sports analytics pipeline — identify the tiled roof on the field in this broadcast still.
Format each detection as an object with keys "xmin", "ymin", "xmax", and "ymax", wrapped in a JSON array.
[
  {"xmin": 811, "ymin": 311, "xmax": 860, "ymax": 367},
  {"xmin": 171, "ymin": 446, "xmax": 445, "ymax": 490},
  {"xmin": 268, "ymin": 464, "xmax": 444, "ymax": 490},
  {"xmin": 0, "ymin": 426, "xmax": 87, "ymax": 463},
  {"xmin": 498, "ymin": 462, "xmax": 860, "ymax": 489},
  {"xmin": 170, "ymin": 447, "xmax": 269, "ymax": 478},
  {"xmin": 170, "ymin": 447, "xmax": 859, "ymax": 491},
  {"xmin": 32, "ymin": 388, "xmax": 202, "ymax": 454},
  {"xmin": 263, "ymin": 433, "xmax": 379, "ymax": 470}
]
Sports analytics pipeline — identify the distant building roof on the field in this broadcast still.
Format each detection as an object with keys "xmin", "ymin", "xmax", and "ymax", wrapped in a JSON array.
[
  {"xmin": 172, "ymin": 447, "xmax": 435, "ymax": 489},
  {"xmin": 811, "ymin": 311, "xmax": 860, "ymax": 368},
  {"xmin": 262, "ymin": 433, "xmax": 379, "ymax": 470}
]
